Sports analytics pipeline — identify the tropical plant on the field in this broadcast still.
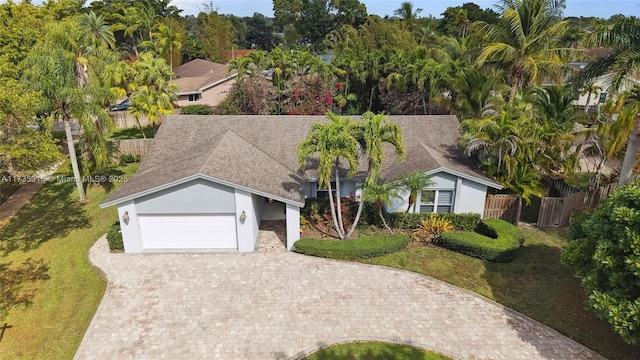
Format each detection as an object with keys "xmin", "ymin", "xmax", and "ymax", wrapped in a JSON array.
[
  {"xmin": 297, "ymin": 113, "xmax": 360, "ymax": 239},
  {"xmin": 580, "ymin": 82, "xmax": 603, "ymax": 113},
  {"xmin": 393, "ymin": 1, "xmax": 422, "ymax": 34},
  {"xmin": 362, "ymin": 175, "xmax": 401, "ymax": 234},
  {"xmin": 411, "ymin": 214, "xmax": 454, "ymax": 243},
  {"xmin": 22, "ymin": 17, "xmax": 116, "ymax": 201},
  {"xmin": 347, "ymin": 112, "xmax": 406, "ymax": 238},
  {"xmin": 562, "ymin": 180, "xmax": 640, "ymax": 345},
  {"xmin": 473, "ymin": 0, "xmax": 579, "ymax": 103},
  {"xmin": 572, "ymin": 16, "xmax": 640, "ymax": 185},
  {"xmin": 396, "ymin": 171, "xmax": 434, "ymax": 215}
]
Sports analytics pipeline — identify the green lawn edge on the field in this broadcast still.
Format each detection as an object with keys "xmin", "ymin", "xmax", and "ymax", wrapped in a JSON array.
[
  {"xmin": 302, "ymin": 341, "xmax": 452, "ymax": 360},
  {"xmin": 0, "ymin": 162, "xmax": 139, "ymax": 359}
]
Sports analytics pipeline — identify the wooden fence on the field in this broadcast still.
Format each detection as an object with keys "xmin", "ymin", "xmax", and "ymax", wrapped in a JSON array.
[
  {"xmin": 110, "ymin": 112, "xmax": 151, "ymax": 129},
  {"xmin": 483, "ymin": 194, "xmax": 521, "ymax": 225},
  {"xmin": 537, "ymin": 183, "xmax": 617, "ymax": 228},
  {"xmin": 112, "ymin": 139, "xmax": 154, "ymax": 158}
]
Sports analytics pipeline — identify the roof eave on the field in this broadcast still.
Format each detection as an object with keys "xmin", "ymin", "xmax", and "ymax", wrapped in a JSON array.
[
  {"xmin": 100, "ymin": 173, "xmax": 305, "ymax": 209},
  {"xmin": 198, "ymin": 74, "xmax": 237, "ymax": 92},
  {"xmin": 424, "ymin": 167, "xmax": 503, "ymax": 189}
]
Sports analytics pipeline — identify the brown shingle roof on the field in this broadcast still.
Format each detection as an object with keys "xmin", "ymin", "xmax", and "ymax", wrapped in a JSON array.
[
  {"xmin": 172, "ymin": 59, "xmax": 237, "ymax": 94},
  {"xmin": 103, "ymin": 115, "xmax": 499, "ymax": 206}
]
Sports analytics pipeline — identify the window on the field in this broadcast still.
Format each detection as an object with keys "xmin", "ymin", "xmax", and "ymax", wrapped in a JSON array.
[
  {"xmin": 419, "ymin": 190, "xmax": 454, "ymax": 213},
  {"xmin": 598, "ymin": 92, "xmax": 607, "ymax": 104},
  {"xmin": 316, "ymin": 182, "xmax": 337, "ymax": 199},
  {"xmin": 188, "ymin": 94, "xmax": 200, "ymax": 102}
]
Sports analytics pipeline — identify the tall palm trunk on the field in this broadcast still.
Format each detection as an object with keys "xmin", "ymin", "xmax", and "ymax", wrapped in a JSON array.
[
  {"xmin": 63, "ymin": 115, "xmax": 87, "ymax": 201},
  {"xmin": 618, "ymin": 116, "xmax": 640, "ymax": 186},
  {"xmin": 326, "ymin": 179, "xmax": 344, "ymax": 239},
  {"xmin": 584, "ymin": 92, "xmax": 592, "ymax": 113},
  {"xmin": 334, "ymin": 164, "xmax": 345, "ymax": 236},
  {"xmin": 377, "ymin": 200, "xmax": 392, "ymax": 234}
]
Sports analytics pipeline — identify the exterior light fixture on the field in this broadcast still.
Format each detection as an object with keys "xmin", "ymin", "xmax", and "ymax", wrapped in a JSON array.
[
  {"xmin": 122, "ymin": 211, "xmax": 130, "ymax": 225},
  {"xmin": 239, "ymin": 210, "xmax": 247, "ymax": 223}
]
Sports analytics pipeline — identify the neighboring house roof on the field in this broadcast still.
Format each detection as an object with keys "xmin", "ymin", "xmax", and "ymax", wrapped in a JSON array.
[
  {"xmin": 172, "ymin": 59, "xmax": 237, "ymax": 95},
  {"xmin": 578, "ymin": 46, "xmax": 612, "ymax": 59},
  {"xmin": 102, "ymin": 115, "xmax": 501, "ymax": 207}
]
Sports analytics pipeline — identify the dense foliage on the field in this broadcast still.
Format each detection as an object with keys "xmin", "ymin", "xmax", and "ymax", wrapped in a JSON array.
[
  {"xmin": 440, "ymin": 218, "xmax": 525, "ymax": 262},
  {"xmin": 106, "ymin": 222, "xmax": 124, "ymax": 250},
  {"xmin": 294, "ymin": 234, "xmax": 410, "ymax": 260},
  {"xmin": 562, "ymin": 180, "xmax": 640, "ymax": 345}
]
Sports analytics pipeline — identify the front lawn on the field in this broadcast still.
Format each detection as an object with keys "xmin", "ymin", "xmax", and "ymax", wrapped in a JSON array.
[
  {"xmin": 0, "ymin": 163, "xmax": 138, "ymax": 359},
  {"xmin": 364, "ymin": 225, "xmax": 640, "ymax": 360},
  {"xmin": 302, "ymin": 341, "xmax": 451, "ymax": 360}
]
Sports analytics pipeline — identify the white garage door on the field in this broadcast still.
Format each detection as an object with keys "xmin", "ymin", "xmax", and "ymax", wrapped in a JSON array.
[{"xmin": 138, "ymin": 215, "xmax": 237, "ymax": 250}]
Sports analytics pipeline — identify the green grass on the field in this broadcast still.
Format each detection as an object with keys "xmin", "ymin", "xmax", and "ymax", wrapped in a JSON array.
[
  {"xmin": 363, "ymin": 225, "xmax": 640, "ymax": 360},
  {"xmin": 0, "ymin": 162, "xmax": 139, "ymax": 359},
  {"xmin": 107, "ymin": 126, "xmax": 156, "ymax": 140},
  {"xmin": 303, "ymin": 341, "xmax": 451, "ymax": 360}
]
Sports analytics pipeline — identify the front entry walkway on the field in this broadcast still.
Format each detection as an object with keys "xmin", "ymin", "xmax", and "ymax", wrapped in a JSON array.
[{"xmin": 75, "ymin": 237, "xmax": 605, "ymax": 360}]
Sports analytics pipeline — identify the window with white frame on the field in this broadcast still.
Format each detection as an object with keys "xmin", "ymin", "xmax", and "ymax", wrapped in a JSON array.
[
  {"xmin": 188, "ymin": 94, "xmax": 200, "ymax": 102},
  {"xmin": 419, "ymin": 190, "xmax": 454, "ymax": 213}
]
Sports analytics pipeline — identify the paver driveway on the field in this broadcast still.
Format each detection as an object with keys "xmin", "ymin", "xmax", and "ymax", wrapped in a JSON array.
[{"xmin": 75, "ymin": 237, "xmax": 605, "ymax": 360}]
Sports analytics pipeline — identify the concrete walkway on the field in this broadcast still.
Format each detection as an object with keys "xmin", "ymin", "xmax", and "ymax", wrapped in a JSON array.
[{"xmin": 75, "ymin": 236, "xmax": 605, "ymax": 360}]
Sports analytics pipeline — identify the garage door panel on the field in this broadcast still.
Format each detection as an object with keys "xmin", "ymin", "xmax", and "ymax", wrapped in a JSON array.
[{"xmin": 139, "ymin": 215, "xmax": 237, "ymax": 250}]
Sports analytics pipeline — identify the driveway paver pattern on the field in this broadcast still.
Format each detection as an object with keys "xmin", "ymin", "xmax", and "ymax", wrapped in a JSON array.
[{"xmin": 75, "ymin": 236, "xmax": 605, "ymax": 360}]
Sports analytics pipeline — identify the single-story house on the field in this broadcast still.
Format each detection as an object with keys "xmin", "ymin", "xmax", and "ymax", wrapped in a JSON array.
[
  {"xmin": 172, "ymin": 59, "xmax": 237, "ymax": 108},
  {"xmin": 101, "ymin": 115, "xmax": 501, "ymax": 253}
]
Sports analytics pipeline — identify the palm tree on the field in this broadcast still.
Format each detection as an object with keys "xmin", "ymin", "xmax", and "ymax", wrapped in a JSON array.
[
  {"xmin": 80, "ymin": 11, "xmax": 116, "ymax": 51},
  {"xmin": 450, "ymin": 68, "xmax": 501, "ymax": 118},
  {"xmin": 362, "ymin": 175, "xmax": 401, "ymax": 234},
  {"xmin": 154, "ymin": 22, "xmax": 183, "ymax": 71},
  {"xmin": 297, "ymin": 113, "xmax": 360, "ymax": 239},
  {"xmin": 581, "ymin": 82, "xmax": 603, "ymax": 113},
  {"xmin": 572, "ymin": 16, "xmax": 640, "ymax": 185},
  {"xmin": 393, "ymin": 2, "xmax": 422, "ymax": 34},
  {"xmin": 23, "ymin": 18, "xmax": 116, "ymax": 201},
  {"xmin": 473, "ymin": 0, "xmax": 579, "ymax": 103},
  {"xmin": 397, "ymin": 171, "xmax": 434, "ymax": 215},
  {"xmin": 347, "ymin": 112, "xmax": 406, "ymax": 238}
]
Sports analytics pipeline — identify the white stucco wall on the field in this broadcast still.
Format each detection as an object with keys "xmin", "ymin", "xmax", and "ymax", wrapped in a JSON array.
[
  {"xmin": 117, "ymin": 200, "xmax": 143, "ymax": 253},
  {"xmin": 455, "ymin": 179, "xmax": 488, "ymax": 215},
  {"xmin": 235, "ymin": 189, "xmax": 257, "ymax": 252},
  {"xmin": 285, "ymin": 203, "xmax": 300, "ymax": 250}
]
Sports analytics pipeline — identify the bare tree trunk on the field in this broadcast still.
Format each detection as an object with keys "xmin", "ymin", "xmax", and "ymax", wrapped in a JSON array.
[
  {"xmin": 378, "ymin": 202, "xmax": 392, "ymax": 234},
  {"xmin": 64, "ymin": 118, "xmax": 87, "ymax": 201},
  {"xmin": 618, "ymin": 116, "xmax": 640, "ymax": 186},
  {"xmin": 508, "ymin": 76, "xmax": 519, "ymax": 105},
  {"xmin": 135, "ymin": 116, "xmax": 147, "ymax": 139}
]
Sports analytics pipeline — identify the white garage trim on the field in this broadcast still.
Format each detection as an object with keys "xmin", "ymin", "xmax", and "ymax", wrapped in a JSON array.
[{"xmin": 139, "ymin": 214, "xmax": 237, "ymax": 250}]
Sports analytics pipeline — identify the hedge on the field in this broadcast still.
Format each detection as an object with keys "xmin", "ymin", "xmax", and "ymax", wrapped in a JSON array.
[
  {"xmin": 180, "ymin": 104, "xmax": 213, "ymax": 115},
  {"xmin": 439, "ymin": 218, "xmax": 524, "ymax": 262},
  {"xmin": 106, "ymin": 222, "xmax": 124, "ymax": 250},
  {"xmin": 294, "ymin": 234, "xmax": 410, "ymax": 260}
]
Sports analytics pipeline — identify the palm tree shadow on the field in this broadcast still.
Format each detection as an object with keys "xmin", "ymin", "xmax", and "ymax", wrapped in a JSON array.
[
  {"xmin": 0, "ymin": 258, "xmax": 50, "ymax": 321},
  {"xmin": 0, "ymin": 179, "xmax": 90, "ymax": 255}
]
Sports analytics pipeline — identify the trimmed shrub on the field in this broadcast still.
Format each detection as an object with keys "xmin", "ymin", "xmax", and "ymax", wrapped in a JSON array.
[
  {"xmin": 294, "ymin": 234, "xmax": 410, "ymax": 260},
  {"xmin": 106, "ymin": 222, "xmax": 124, "ymax": 250},
  {"xmin": 440, "ymin": 218, "xmax": 524, "ymax": 262},
  {"xmin": 180, "ymin": 104, "xmax": 213, "ymax": 115},
  {"xmin": 411, "ymin": 214, "xmax": 454, "ymax": 243},
  {"xmin": 119, "ymin": 154, "xmax": 141, "ymax": 164},
  {"xmin": 386, "ymin": 212, "xmax": 481, "ymax": 231}
]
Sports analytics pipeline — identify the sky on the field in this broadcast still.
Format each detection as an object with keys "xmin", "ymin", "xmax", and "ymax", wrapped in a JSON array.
[{"xmin": 170, "ymin": 0, "xmax": 640, "ymax": 18}]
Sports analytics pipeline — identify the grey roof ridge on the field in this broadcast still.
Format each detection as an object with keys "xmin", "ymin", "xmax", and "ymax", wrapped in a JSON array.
[
  {"xmin": 206, "ymin": 129, "xmax": 304, "ymax": 180},
  {"xmin": 135, "ymin": 141, "xmax": 210, "ymax": 177}
]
